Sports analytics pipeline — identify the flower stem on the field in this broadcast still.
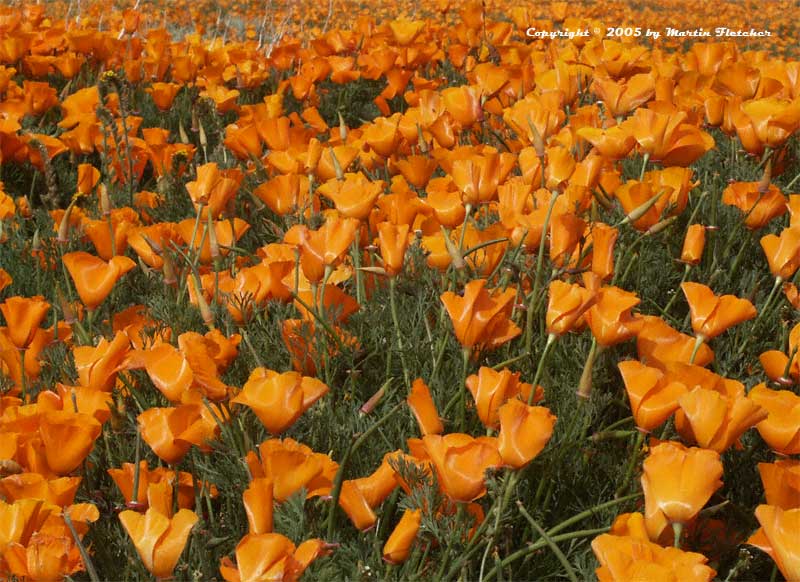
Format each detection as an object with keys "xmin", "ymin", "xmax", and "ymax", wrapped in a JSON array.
[
  {"xmin": 457, "ymin": 347, "xmax": 471, "ymax": 432},
  {"xmin": 390, "ymin": 277, "xmax": 410, "ymax": 387},
  {"xmin": 529, "ymin": 334, "xmax": 556, "ymax": 404},
  {"xmin": 524, "ymin": 191, "xmax": 559, "ymax": 354},
  {"xmin": 516, "ymin": 501, "xmax": 578, "ymax": 582}
]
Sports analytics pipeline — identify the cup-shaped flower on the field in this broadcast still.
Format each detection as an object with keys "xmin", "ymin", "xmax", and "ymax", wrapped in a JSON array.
[
  {"xmin": 641, "ymin": 441, "xmax": 723, "ymax": 542},
  {"xmin": 584, "ymin": 286, "xmax": 641, "ymax": 347},
  {"xmin": 465, "ymin": 366, "xmax": 542, "ymax": 429},
  {"xmin": 681, "ymin": 282, "xmax": 756, "ymax": 341},
  {"xmin": 39, "ymin": 411, "xmax": 102, "ymax": 475},
  {"xmin": 245, "ymin": 438, "xmax": 338, "ymax": 502},
  {"xmin": 72, "ymin": 331, "xmax": 130, "ymax": 392},
  {"xmin": 232, "ymin": 369, "xmax": 328, "ymax": 435},
  {"xmin": 243, "ymin": 478, "xmax": 273, "ymax": 535},
  {"xmin": 748, "ymin": 505, "xmax": 800, "ymax": 582},
  {"xmin": 618, "ymin": 360, "xmax": 688, "ymax": 432},
  {"xmin": 592, "ymin": 532, "xmax": 716, "ymax": 582},
  {"xmin": 761, "ymin": 226, "xmax": 800, "ymax": 281},
  {"xmin": 0, "ymin": 473, "xmax": 81, "ymax": 507},
  {"xmin": 0, "ymin": 296, "xmax": 50, "ymax": 350},
  {"xmin": 138, "ymin": 404, "xmax": 220, "ymax": 465},
  {"xmin": 440, "ymin": 279, "xmax": 521, "ymax": 353},
  {"xmin": 546, "ymin": 280, "xmax": 598, "ymax": 336},
  {"xmin": 219, "ymin": 533, "xmax": 330, "ymax": 582},
  {"xmin": 748, "ymin": 384, "xmax": 800, "ymax": 455},
  {"xmin": 496, "ymin": 399, "xmax": 556, "ymax": 469},
  {"xmin": 422, "ymin": 433, "xmax": 502, "ymax": 503},
  {"xmin": 296, "ymin": 216, "xmax": 359, "ymax": 284},
  {"xmin": 383, "ymin": 508, "xmax": 422, "ymax": 565},
  {"xmin": 675, "ymin": 380, "xmax": 767, "ymax": 453},
  {"xmin": 62, "ymin": 252, "xmax": 136, "ymax": 311},
  {"xmin": 681, "ymin": 224, "xmax": 706, "ymax": 265},
  {"xmin": 636, "ymin": 316, "xmax": 714, "ymax": 369},
  {"xmin": 407, "ymin": 378, "xmax": 443, "ymax": 436},
  {"xmin": 758, "ymin": 461, "xmax": 800, "ymax": 510},
  {"xmin": 722, "ymin": 181, "xmax": 787, "ymax": 230},
  {"xmin": 118, "ymin": 507, "xmax": 198, "ymax": 579},
  {"xmin": 377, "ymin": 222, "xmax": 411, "ymax": 277}
]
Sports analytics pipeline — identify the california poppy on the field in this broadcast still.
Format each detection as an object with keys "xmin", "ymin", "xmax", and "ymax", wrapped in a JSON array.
[
  {"xmin": 546, "ymin": 280, "xmax": 598, "ymax": 336},
  {"xmin": 748, "ymin": 384, "xmax": 800, "ymax": 455},
  {"xmin": 641, "ymin": 441, "xmax": 723, "ymax": 542},
  {"xmin": 681, "ymin": 282, "xmax": 756, "ymax": 341},
  {"xmin": 441, "ymin": 279, "xmax": 521, "ymax": 353},
  {"xmin": 219, "ymin": 533, "xmax": 330, "ymax": 582},
  {"xmin": 232, "ymin": 368, "xmax": 329, "ymax": 435},
  {"xmin": 618, "ymin": 360, "xmax": 687, "ymax": 432},
  {"xmin": 722, "ymin": 181, "xmax": 787, "ymax": 230},
  {"xmin": 0, "ymin": 296, "xmax": 50, "ymax": 350},
  {"xmin": 62, "ymin": 252, "xmax": 136, "ymax": 311},
  {"xmin": 584, "ymin": 286, "xmax": 641, "ymax": 347},
  {"xmin": 243, "ymin": 478, "xmax": 274, "ymax": 535},
  {"xmin": 422, "ymin": 433, "xmax": 502, "ymax": 503},
  {"xmin": 72, "ymin": 331, "xmax": 130, "ymax": 392},
  {"xmin": 496, "ymin": 399, "xmax": 556, "ymax": 469},
  {"xmin": 39, "ymin": 411, "xmax": 102, "ymax": 475},
  {"xmin": 748, "ymin": 505, "xmax": 800, "ymax": 582},
  {"xmin": 465, "ymin": 366, "xmax": 542, "ymax": 429},
  {"xmin": 761, "ymin": 226, "xmax": 800, "ymax": 281},
  {"xmin": 681, "ymin": 225, "xmax": 707, "ymax": 265},
  {"xmin": 628, "ymin": 108, "xmax": 715, "ymax": 167},
  {"xmin": 407, "ymin": 378, "xmax": 443, "ymax": 436},
  {"xmin": 138, "ymin": 404, "xmax": 220, "ymax": 465},
  {"xmin": 757, "ymin": 461, "xmax": 800, "ymax": 510},
  {"xmin": 245, "ymin": 438, "xmax": 337, "ymax": 502},
  {"xmin": 119, "ymin": 507, "xmax": 198, "ymax": 579},
  {"xmin": 383, "ymin": 509, "xmax": 422, "ymax": 565},
  {"xmin": 636, "ymin": 315, "xmax": 714, "ymax": 369}
]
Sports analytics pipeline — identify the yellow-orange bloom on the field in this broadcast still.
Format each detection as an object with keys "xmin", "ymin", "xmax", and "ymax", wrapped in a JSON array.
[
  {"xmin": 0, "ymin": 296, "xmax": 50, "ymax": 350},
  {"xmin": 681, "ymin": 282, "xmax": 756, "ymax": 341},
  {"xmin": 496, "ymin": 399, "xmax": 556, "ymax": 469},
  {"xmin": 641, "ymin": 441, "xmax": 723, "ymax": 542},
  {"xmin": 62, "ymin": 252, "xmax": 136, "ymax": 311},
  {"xmin": 232, "ymin": 368, "xmax": 329, "ymax": 435},
  {"xmin": 422, "ymin": 433, "xmax": 501, "ymax": 503},
  {"xmin": 382, "ymin": 509, "xmax": 421, "ymax": 565},
  {"xmin": 748, "ymin": 384, "xmax": 800, "ymax": 455},
  {"xmin": 407, "ymin": 378, "xmax": 443, "ymax": 436},
  {"xmin": 748, "ymin": 505, "xmax": 800, "ymax": 582},
  {"xmin": 119, "ymin": 508, "xmax": 198, "ymax": 579},
  {"xmin": 441, "ymin": 279, "xmax": 521, "ymax": 352}
]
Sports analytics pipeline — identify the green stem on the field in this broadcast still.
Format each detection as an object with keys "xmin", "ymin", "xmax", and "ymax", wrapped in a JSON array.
[
  {"xmin": 64, "ymin": 510, "xmax": 101, "ymax": 582},
  {"xmin": 524, "ymin": 192, "xmax": 560, "ymax": 354},
  {"xmin": 663, "ymin": 263, "xmax": 691, "ymax": 315},
  {"xmin": 528, "ymin": 334, "xmax": 556, "ymax": 404},
  {"xmin": 516, "ymin": 501, "xmax": 578, "ymax": 582},
  {"xmin": 390, "ymin": 277, "xmax": 410, "ymax": 387},
  {"xmin": 19, "ymin": 350, "xmax": 27, "ymax": 402},
  {"xmin": 457, "ymin": 347, "xmax": 471, "ymax": 432},
  {"xmin": 689, "ymin": 335, "xmax": 705, "ymax": 364},
  {"xmin": 326, "ymin": 397, "xmax": 402, "ymax": 539},
  {"xmin": 615, "ymin": 430, "xmax": 644, "ymax": 497},
  {"xmin": 736, "ymin": 276, "xmax": 783, "ymax": 357},
  {"xmin": 673, "ymin": 522, "xmax": 683, "ymax": 548},
  {"xmin": 639, "ymin": 152, "xmax": 650, "ymax": 181},
  {"xmin": 131, "ymin": 430, "xmax": 142, "ymax": 506}
]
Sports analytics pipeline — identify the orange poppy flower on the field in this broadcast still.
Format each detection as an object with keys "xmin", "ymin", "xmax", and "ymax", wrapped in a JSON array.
[
  {"xmin": 138, "ymin": 404, "xmax": 220, "ymax": 465},
  {"xmin": 296, "ymin": 216, "xmax": 359, "ymax": 284},
  {"xmin": 628, "ymin": 108, "xmax": 715, "ymax": 167},
  {"xmin": 317, "ymin": 173, "xmax": 382, "ymax": 221},
  {"xmin": 0, "ymin": 268, "xmax": 11, "ymax": 292},
  {"xmin": 245, "ymin": 438, "xmax": 337, "ymax": 502},
  {"xmin": 76, "ymin": 164, "xmax": 100, "ymax": 196},
  {"xmin": 757, "ymin": 461, "xmax": 800, "ymax": 510},
  {"xmin": 496, "ymin": 399, "xmax": 556, "ymax": 469},
  {"xmin": 440, "ymin": 279, "xmax": 521, "ymax": 353},
  {"xmin": 760, "ymin": 322, "xmax": 800, "ymax": 385},
  {"xmin": 219, "ymin": 533, "xmax": 330, "ymax": 582},
  {"xmin": 591, "ymin": 73, "xmax": 655, "ymax": 118},
  {"xmin": 0, "ymin": 296, "xmax": 50, "ymax": 350},
  {"xmin": 108, "ymin": 461, "xmax": 213, "ymax": 511},
  {"xmin": 377, "ymin": 222, "xmax": 410, "ymax": 277},
  {"xmin": 546, "ymin": 280, "xmax": 598, "ymax": 336},
  {"xmin": 407, "ymin": 378, "xmax": 443, "ymax": 436},
  {"xmin": 675, "ymin": 380, "xmax": 767, "ymax": 453},
  {"xmin": 681, "ymin": 282, "xmax": 756, "ymax": 341},
  {"xmin": 232, "ymin": 368, "xmax": 328, "ymax": 435},
  {"xmin": 0, "ymin": 474, "xmax": 81, "ymax": 507},
  {"xmin": 383, "ymin": 509, "xmax": 422, "ymax": 565},
  {"xmin": 72, "ymin": 331, "xmax": 130, "ymax": 392},
  {"xmin": 592, "ymin": 532, "xmax": 716, "ymax": 582},
  {"xmin": 37, "ymin": 410, "xmax": 102, "ymax": 475},
  {"xmin": 641, "ymin": 441, "xmax": 723, "ymax": 542},
  {"xmin": 734, "ymin": 97, "xmax": 800, "ymax": 155},
  {"xmin": 577, "ymin": 125, "xmax": 636, "ymax": 161},
  {"xmin": 748, "ymin": 384, "xmax": 800, "ymax": 455},
  {"xmin": 722, "ymin": 181, "xmax": 787, "ymax": 230},
  {"xmin": 681, "ymin": 224, "xmax": 707, "ymax": 265},
  {"xmin": 761, "ymin": 226, "xmax": 800, "ymax": 281},
  {"xmin": 146, "ymin": 82, "xmax": 181, "ymax": 112},
  {"xmin": 748, "ymin": 505, "xmax": 800, "ymax": 582},
  {"xmin": 338, "ymin": 479, "xmax": 378, "ymax": 532},
  {"xmin": 450, "ymin": 151, "xmax": 516, "ymax": 205},
  {"xmin": 584, "ymin": 286, "xmax": 641, "ymax": 347},
  {"xmin": 589, "ymin": 223, "xmax": 619, "ymax": 281},
  {"xmin": 466, "ymin": 366, "xmax": 542, "ymax": 429},
  {"xmin": 636, "ymin": 315, "xmax": 714, "ymax": 369},
  {"xmin": 243, "ymin": 478, "xmax": 274, "ymax": 535},
  {"xmin": 618, "ymin": 360, "xmax": 688, "ymax": 432},
  {"xmin": 422, "ymin": 433, "xmax": 502, "ymax": 503},
  {"xmin": 119, "ymin": 507, "xmax": 198, "ymax": 579},
  {"xmin": 3, "ymin": 532, "xmax": 88, "ymax": 582},
  {"xmin": 62, "ymin": 252, "xmax": 136, "ymax": 311}
]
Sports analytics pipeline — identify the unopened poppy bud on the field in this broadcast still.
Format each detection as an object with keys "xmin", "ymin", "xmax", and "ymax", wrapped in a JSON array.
[
  {"xmin": 758, "ymin": 159, "xmax": 772, "ymax": 194},
  {"xmin": 141, "ymin": 234, "xmax": 163, "ymax": 256},
  {"xmin": 99, "ymin": 183, "xmax": 112, "ymax": 216},
  {"xmin": 416, "ymin": 123, "xmax": 428, "ymax": 154},
  {"xmin": 338, "ymin": 111, "xmax": 347, "ymax": 142},
  {"xmin": 358, "ymin": 266, "xmax": 388, "ymax": 277},
  {"xmin": 193, "ymin": 279, "xmax": 215, "ymax": 329},
  {"xmin": 162, "ymin": 253, "xmax": 177, "ymax": 286},
  {"xmin": 526, "ymin": 115, "xmax": 545, "ymax": 159},
  {"xmin": 329, "ymin": 146, "xmax": 344, "ymax": 180},
  {"xmin": 619, "ymin": 187, "xmax": 665, "ymax": 226},
  {"xmin": 207, "ymin": 216, "xmax": 220, "ymax": 262},
  {"xmin": 645, "ymin": 216, "xmax": 677, "ymax": 236},
  {"xmin": 57, "ymin": 200, "xmax": 77, "ymax": 243},
  {"xmin": 382, "ymin": 508, "xmax": 421, "ymax": 564},
  {"xmin": 198, "ymin": 119, "xmax": 207, "ymax": 148},
  {"xmin": 359, "ymin": 383, "xmax": 387, "ymax": 415},
  {"xmin": 32, "ymin": 228, "xmax": 41, "ymax": 252},
  {"xmin": 441, "ymin": 226, "xmax": 465, "ymax": 270},
  {"xmin": 178, "ymin": 120, "xmax": 190, "ymax": 144},
  {"xmin": 680, "ymin": 225, "xmax": 706, "ymax": 265}
]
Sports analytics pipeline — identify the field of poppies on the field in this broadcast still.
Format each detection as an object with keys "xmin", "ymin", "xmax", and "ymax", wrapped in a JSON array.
[{"xmin": 1, "ymin": 0, "xmax": 800, "ymax": 580}]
